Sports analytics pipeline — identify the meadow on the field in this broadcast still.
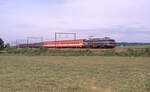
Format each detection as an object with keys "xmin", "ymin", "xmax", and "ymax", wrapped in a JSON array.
[{"xmin": 0, "ymin": 56, "xmax": 150, "ymax": 92}]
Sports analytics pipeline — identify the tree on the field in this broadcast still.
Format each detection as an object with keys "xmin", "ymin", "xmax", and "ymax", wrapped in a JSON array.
[
  {"xmin": 5, "ymin": 43, "xmax": 10, "ymax": 48},
  {"xmin": 0, "ymin": 38, "xmax": 4, "ymax": 50}
]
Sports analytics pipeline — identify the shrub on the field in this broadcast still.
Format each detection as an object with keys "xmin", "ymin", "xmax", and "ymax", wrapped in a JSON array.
[
  {"xmin": 103, "ymin": 49, "xmax": 116, "ymax": 56},
  {"xmin": 0, "ymin": 38, "xmax": 4, "ymax": 50}
]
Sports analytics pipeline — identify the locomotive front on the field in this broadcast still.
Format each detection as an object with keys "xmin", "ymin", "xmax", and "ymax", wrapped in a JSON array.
[{"xmin": 83, "ymin": 37, "xmax": 116, "ymax": 48}]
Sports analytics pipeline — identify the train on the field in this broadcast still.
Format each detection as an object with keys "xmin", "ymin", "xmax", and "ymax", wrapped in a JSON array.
[{"xmin": 18, "ymin": 37, "xmax": 116, "ymax": 48}]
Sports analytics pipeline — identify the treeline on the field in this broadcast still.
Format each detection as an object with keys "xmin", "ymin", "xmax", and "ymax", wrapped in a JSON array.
[
  {"xmin": 116, "ymin": 42, "xmax": 150, "ymax": 47},
  {"xmin": 1, "ymin": 47, "xmax": 150, "ymax": 57}
]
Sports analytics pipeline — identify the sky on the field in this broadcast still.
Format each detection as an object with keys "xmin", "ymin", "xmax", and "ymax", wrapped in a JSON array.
[{"xmin": 0, "ymin": 0, "xmax": 150, "ymax": 43}]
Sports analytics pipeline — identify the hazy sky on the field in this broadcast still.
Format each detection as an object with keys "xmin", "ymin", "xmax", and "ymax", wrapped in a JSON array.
[{"xmin": 0, "ymin": 0, "xmax": 150, "ymax": 43}]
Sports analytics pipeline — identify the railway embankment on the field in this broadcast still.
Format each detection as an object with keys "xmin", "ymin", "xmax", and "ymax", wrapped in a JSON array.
[{"xmin": 1, "ymin": 46, "xmax": 150, "ymax": 57}]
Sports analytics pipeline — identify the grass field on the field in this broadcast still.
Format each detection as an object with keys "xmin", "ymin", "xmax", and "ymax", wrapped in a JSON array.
[{"xmin": 0, "ymin": 56, "xmax": 150, "ymax": 92}]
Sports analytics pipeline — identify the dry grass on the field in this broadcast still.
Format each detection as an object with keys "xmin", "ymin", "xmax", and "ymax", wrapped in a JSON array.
[{"xmin": 0, "ymin": 56, "xmax": 150, "ymax": 92}]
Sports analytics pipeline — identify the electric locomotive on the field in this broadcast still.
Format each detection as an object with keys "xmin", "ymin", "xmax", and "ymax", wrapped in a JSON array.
[{"xmin": 84, "ymin": 37, "xmax": 115, "ymax": 48}]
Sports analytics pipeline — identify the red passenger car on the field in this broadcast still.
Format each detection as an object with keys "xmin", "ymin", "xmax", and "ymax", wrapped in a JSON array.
[{"xmin": 43, "ymin": 40, "xmax": 84, "ymax": 48}]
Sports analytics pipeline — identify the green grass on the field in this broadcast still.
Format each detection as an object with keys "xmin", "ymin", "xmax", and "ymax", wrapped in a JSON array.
[
  {"xmin": 2, "ymin": 47, "xmax": 150, "ymax": 57},
  {"xmin": 3, "ymin": 47, "xmax": 94, "ymax": 56},
  {"xmin": 0, "ymin": 56, "xmax": 150, "ymax": 92}
]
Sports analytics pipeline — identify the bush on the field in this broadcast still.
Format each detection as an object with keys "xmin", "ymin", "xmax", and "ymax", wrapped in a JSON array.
[
  {"xmin": 144, "ymin": 47, "xmax": 150, "ymax": 56},
  {"xmin": 0, "ymin": 38, "xmax": 4, "ymax": 50},
  {"xmin": 103, "ymin": 49, "xmax": 116, "ymax": 56},
  {"xmin": 5, "ymin": 43, "xmax": 10, "ymax": 48}
]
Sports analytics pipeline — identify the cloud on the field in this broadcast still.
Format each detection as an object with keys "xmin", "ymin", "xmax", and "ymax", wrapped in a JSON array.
[
  {"xmin": 0, "ymin": 0, "xmax": 150, "ymax": 43},
  {"xmin": 61, "ymin": 0, "xmax": 150, "ymax": 28}
]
